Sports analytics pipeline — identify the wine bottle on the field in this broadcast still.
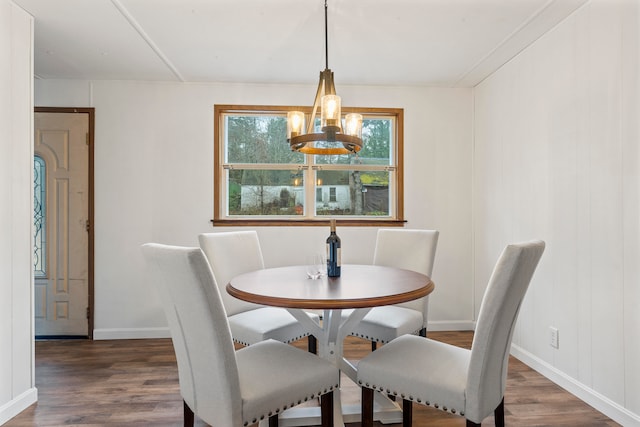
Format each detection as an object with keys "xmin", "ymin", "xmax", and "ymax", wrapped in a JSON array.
[{"xmin": 326, "ymin": 219, "xmax": 341, "ymax": 277}]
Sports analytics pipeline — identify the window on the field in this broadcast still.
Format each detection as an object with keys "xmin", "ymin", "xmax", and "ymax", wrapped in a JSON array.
[
  {"xmin": 213, "ymin": 105, "xmax": 404, "ymax": 226},
  {"xmin": 34, "ymin": 155, "xmax": 47, "ymax": 277},
  {"xmin": 329, "ymin": 187, "xmax": 337, "ymax": 203}
]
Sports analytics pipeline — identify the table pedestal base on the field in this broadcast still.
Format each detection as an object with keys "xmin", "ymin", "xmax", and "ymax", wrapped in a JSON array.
[
  {"xmin": 270, "ymin": 308, "xmax": 405, "ymax": 426},
  {"xmin": 259, "ymin": 391, "xmax": 403, "ymax": 427}
]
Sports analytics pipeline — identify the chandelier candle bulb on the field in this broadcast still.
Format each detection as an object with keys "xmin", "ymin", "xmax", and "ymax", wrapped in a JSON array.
[
  {"xmin": 326, "ymin": 219, "xmax": 341, "ymax": 277},
  {"xmin": 287, "ymin": 111, "xmax": 305, "ymax": 138},
  {"xmin": 321, "ymin": 95, "xmax": 341, "ymax": 128},
  {"xmin": 345, "ymin": 113, "xmax": 363, "ymax": 138}
]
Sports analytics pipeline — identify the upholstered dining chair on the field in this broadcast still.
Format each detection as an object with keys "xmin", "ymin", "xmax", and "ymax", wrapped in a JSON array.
[
  {"xmin": 357, "ymin": 240, "xmax": 545, "ymax": 427},
  {"xmin": 344, "ymin": 229, "xmax": 439, "ymax": 351},
  {"xmin": 198, "ymin": 231, "xmax": 319, "ymax": 352},
  {"xmin": 142, "ymin": 243, "xmax": 338, "ymax": 427}
]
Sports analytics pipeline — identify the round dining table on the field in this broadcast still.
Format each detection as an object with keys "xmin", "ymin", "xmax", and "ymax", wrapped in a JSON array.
[{"xmin": 227, "ymin": 264, "xmax": 435, "ymax": 427}]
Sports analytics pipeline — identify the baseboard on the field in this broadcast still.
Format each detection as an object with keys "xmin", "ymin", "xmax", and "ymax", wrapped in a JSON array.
[
  {"xmin": 427, "ymin": 320, "xmax": 475, "ymax": 331},
  {"xmin": 93, "ymin": 327, "xmax": 171, "ymax": 340},
  {"xmin": 511, "ymin": 344, "xmax": 640, "ymax": 426},
  {"xmin": 93, "ymin": 320, "xmax": 475, "ymax": 341},
  {"xmin": 0, "ymin": 388, "xmax": 37, "ymax": 425},
  {"xmin": 94, "ymin": 323, "xmax": 474, "ymax": 340}
]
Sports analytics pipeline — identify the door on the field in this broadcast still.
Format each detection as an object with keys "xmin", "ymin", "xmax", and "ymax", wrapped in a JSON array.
[{"xmin": 34, "ymin": 109, "xmax": 93, "ymax": 337}]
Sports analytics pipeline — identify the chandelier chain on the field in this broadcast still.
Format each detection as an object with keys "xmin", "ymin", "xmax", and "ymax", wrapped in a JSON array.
[{"xmin": 324, "ymin": 0, "xmax": 329, "ymax": 70}]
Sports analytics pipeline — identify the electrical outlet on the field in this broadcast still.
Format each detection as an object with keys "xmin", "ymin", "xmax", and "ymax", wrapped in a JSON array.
[{"xmin": 549, "ymin": 327, "xmax": 559, "ymax": 349}]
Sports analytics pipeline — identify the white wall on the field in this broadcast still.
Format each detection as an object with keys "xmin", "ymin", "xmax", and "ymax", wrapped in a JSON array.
[
  {"xmin": 473, "ymin": 0, "xmax": 640, "ymax": 424},
  {"xmin": 34, "ymin": 79, "xmax": 474, "ymax": 338},
  {"xmin": 0, "ymin": 0, "xmax": 37, "ymax": 424}
]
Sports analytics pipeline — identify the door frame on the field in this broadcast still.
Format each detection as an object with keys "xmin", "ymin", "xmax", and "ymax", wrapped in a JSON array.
[{"xmin": 35, "ymin": 106, "xmax": 95, "ymax": 339}]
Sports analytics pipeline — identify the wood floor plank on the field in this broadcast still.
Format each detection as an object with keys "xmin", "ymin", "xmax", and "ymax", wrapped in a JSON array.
[{"xmin": 4, "ymin": 332, "xmax": 618, "ymax": 426}]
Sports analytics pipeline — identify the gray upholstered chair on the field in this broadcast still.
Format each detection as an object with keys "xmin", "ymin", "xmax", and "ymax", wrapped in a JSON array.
[
  {"xmin": 344, "ymin": 229, "xmax": 439, "ymax": 351},
  {"xmin": 198, "ymin": 231, "xmax": 318, "ymax": 352},
  {"xmin": 357, "ymin": 240, "xmax": 545, "ymax": 427},
  {"xmin": 142, "ymin": 243, "xmax": 338, "ymax": 427}
]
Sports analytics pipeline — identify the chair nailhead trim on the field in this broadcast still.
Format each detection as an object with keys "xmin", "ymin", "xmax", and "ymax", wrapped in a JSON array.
[
  {"xmin": 357, "ymin": 382, "xmax": 468, "ymax": 419},
  {"xmin": 244, "ymin": 388, "xmax": 338, "ymax": 426},
  {"xmin": 234, "ymin": 332, "xmax": 311, "ymax": 346}
]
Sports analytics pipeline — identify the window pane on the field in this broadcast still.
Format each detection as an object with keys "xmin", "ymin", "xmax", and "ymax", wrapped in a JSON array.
[
  {"xmin": 315, "ymin": 118, "xmax": 392, "ymax": 166},
  {"xmin": 315, "ymin": 170, "xmax": 391, "ymax": 217},
  {"xmin": 34, "ymin": 155, "xmax": 46, "ymax": 277},
  {"xmin": 226, "ymin": 114, "xmax": 304, "ymax": 164},
  {"xmin": 228, "ymin": 169, "xmax": 305, "ymax": 216}
]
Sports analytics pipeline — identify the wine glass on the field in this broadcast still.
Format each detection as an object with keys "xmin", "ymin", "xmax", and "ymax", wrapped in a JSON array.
[{"xmin": 306, "ymin": 254, "xmax": 324, "ymax": 279}]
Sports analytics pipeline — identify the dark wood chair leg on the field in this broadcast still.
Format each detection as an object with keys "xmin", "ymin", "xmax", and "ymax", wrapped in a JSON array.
[
  {"xmin": 308, "ymin": 335, "xmax": 317, "ymax": 354},
  {"xmin": 402, "ymin": 399, "xmax": 412, "ymax": 427},
  {"xmin": 419, "ymin": 327, "xmax": 427, "ymax": 337},
  {"xmin": 361, "ymin": 387, "xmax": 374, "ymax": 427},
  {"xmin": 494, "ymin": 397, "xmax": 505, "ymax": 427},
  {"xmin": 269, "ymin": 414, "xmax": 278, "ymax": 427},
  {"xmin": 320, "ymin": 391, "xmax": 334, "ymax": 427},
  {"xmin": 371, "ymin": 340, "xmax": 377, "ymax": 351},
  {"xmin": 183, "ymin": 400, "xmax": 194, "ymax": 427},
  {"xmin": 466, "ymin": 420, "xmax": 481, "ymax": 427}
]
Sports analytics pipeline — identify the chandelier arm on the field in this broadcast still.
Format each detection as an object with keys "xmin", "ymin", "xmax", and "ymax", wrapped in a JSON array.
[
  {"xmin": 307, "ymin": 72, "xmax": 325, "ymax": 135},
  {"xmin": 323, "ymin": 69, "xmax": 335, "ymax": 95}
]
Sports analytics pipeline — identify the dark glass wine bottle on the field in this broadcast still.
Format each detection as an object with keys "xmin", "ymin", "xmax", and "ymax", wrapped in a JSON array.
[{"xmin": 326, "ymin": 219, "xmax": 341, "ymax": 277}]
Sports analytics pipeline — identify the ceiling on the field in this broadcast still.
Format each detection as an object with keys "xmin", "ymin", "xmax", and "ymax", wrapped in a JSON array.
[{"xmin": 13, "ymin": 0, "xmax": 587, "ymax": 88}]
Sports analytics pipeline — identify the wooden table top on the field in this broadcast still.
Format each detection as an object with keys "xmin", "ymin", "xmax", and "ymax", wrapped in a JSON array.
[{"xmin": 227, "ymin": 264, "xmax": 435, "ymax": 310}]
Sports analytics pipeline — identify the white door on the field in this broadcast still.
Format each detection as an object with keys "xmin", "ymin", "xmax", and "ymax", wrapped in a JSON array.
[{"xmin": 34, "ymin": 112, "xmax": 89, "ymax": 336}]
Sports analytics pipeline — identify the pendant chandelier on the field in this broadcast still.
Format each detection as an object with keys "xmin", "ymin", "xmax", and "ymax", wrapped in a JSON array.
[{"xmin": 286, "ymin": 0, "xmax": 363, "ymax": 155}]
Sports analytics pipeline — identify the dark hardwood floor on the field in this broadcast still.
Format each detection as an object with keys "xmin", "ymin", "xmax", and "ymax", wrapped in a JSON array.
[{"xmin": 6, "ymin": 331, "xmax": 618, "ymax": 426}]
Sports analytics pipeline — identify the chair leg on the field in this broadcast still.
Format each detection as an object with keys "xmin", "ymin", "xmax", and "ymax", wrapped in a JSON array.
[
  {"xmin": 183, "ymin": 400, "xmax": 194, "ymax": 427},
  {"xmin": 494, "ymin": 397, "xmax": 505, "ymax": 427},
  {"xmin": 320, "ymin": 391, "xmax": 334, "ymax": 427},
  {"xmin": 371, "ymin": 340, "xmax": 377, "ymax": 351},
  {"xmin": 402, "ymin": 399, "xmax": 412, "ymax": 427},
  {"xmin": 361, "ymin": 387, "xmax": 374, "ymax": 427},
  {"xmin": 269, "ymin": 414, "xmax": 278, "ymax": 427},
  {"xmin": 466, "ymin": 421, "xmax": 481, "ymax": 427},
  {"xmin": 419, "ymin": 327, "xmax": 427, "ymax": 337},
  {"xmin": 308, "ymin": 335, "xmax": 317, "ymax": 354}
]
